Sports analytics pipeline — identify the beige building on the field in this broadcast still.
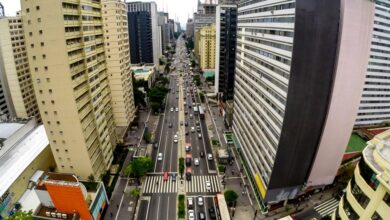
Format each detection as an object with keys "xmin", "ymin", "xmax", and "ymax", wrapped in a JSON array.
[
  {"xmin": 332, "ymin": 129, "xmax": 390, "ymax": 220},
  {"xmin": 102, "ymin": 0, "xmax": 135, "ymax": 137},
  {"xmin": 0, "ymin": 15, "xmax": 40, "ymax": 121},
  {"xmin": 21, "ymin": 0, "xmax": 118, "ymax": 179},
  {"xmin": 199, "ymin": 25, "xmax": 216, "ymax": 70}
]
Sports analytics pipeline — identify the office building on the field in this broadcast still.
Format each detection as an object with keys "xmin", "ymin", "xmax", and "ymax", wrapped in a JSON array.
[
  {"xmin": 158, "ymin": 12, "xmax": 169, "ymax": 54},
  {"xmin": 193, "ymin": 0, "xmax": 217, "ymax": 56},
  {"xmin": 21, "ymin": 0, "xmax": 118, "ymax": 179},
  {"xmin": 186, "ymin": 18, "xmax": 194, "ymax": 39},
  {"xmin": 168, "ymin": 19, "xmax": 175, "ymax": 41},
  {"xmin": 0, "ymin": 118, "xmax": 55, "ymax": 218},
  {"xmin": 233, "ymin": 0, "xmax": 374, "ymax": 207},
  {"xmin": 0, "ymin": 15, "xmax": 40, "ymax": 121},
  {"xmin": 199, "ymin": 25, "xmax": 216, "ymax": 70},
  {"xmin": 102, "ymin": 0, "xmax": 135, "ymax": 137},
  {"xmin": 332, "ymin": 129, "xmax": 390, "ymax": 220},
  {"xmin": 174, "ymin": 22, "xmax": 181, "ymax": 33},
  {"xmin": 355, "ymin": 1, "xmax": 390, "ymax": 127},
  {"xmin": 127, "ymin": 1, "xmax": 159, "ymax": 65},
  {"xmin": 215, "ymin": 4, "xmax": 237, "ymax": 101}
]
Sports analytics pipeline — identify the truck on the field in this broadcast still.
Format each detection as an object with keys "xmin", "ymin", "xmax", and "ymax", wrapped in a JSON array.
[{"xmin": 199, "ymin": 106, "xmax": 204, "ymax": 119}]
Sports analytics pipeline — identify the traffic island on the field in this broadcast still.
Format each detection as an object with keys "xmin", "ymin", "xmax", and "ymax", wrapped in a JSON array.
[{"xmin": 178, "ymin": 194, "xmax": 185, "ymax": 219}]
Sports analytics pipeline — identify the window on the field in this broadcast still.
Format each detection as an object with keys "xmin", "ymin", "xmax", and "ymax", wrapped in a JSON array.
[
  {"xmin": 41, "ymin": 101, "xmax": 45, "ymax": 104},
  {"xmin": 359, "ymin": 160, "xmax": 380, "ymax": 190},
  {"xmin": 39, "ymin": 30, "xmax": 42, "ymax": 34},
  {"xmin": 46, "ymin": 78, "xmax": 50, "ymax": 82},
  {"xmin": 49, "ymin": 89, "xmax": 52, "ymax": 93},
  {"xmin": 383, "ymin": 193, "xmax": 390, "ymax": 206},
  {"xmin": 41, "ymin": 42, "xmax": 44, "ymax": 46},
  {"xmin": 28, "ymin": 20, "xmax": 31, "ymax": 24},
  {"xmin": 26, "ymin": 8, "xmax": 30, "ymax": 13},
  {"xmin": 44, "ymin": 66, "xmax": 48, "ymax": 71},
  {"xmin": 55, "ymin": 149, "xmax": 59, "ymax": 152},
  {"xmin": 51, "ymin": 100, "xmax": 55, "ymax": 104},
  {"xmin": 351, "ymin": 176, "xmax": 370, "ymax": 208},
  {"xmin": 29, "ymin": 32, "xmax": 32, "ymax": 36},
  {"xmin": 36, "ymin": 6, "xmax": 40, "ymax": 10},
  {"xmin": 372, "ymin": 212, "xmax": 382, "ymax": 220},
  {"xmin": 30, "ymin": 44, "xmax": 34, "ymax": 48},
  {"xmin": 56, "ymin": 121, "xmax": 60, "ymax": 125},
  {"xmin": 32, "ymin": 56, "xmax": 36, "ymax": 60},
  {"xmin": 37, "ymin": 18, "xmax": 41, "ymax": 22},
  {"xmin": 42, "ymin": 54, "xmax": 46, "ymax": 59}
]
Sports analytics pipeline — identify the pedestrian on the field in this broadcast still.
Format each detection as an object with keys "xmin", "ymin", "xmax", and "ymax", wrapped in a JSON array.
[{"xmin": 116, "ymin": 204, "xmax": 119, "ymax": 209}]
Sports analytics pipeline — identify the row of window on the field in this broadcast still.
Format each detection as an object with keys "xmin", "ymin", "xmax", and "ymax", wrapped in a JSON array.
[{"xmin": 238, "ymin": 2, "xmax": 295, "ymax": 16}]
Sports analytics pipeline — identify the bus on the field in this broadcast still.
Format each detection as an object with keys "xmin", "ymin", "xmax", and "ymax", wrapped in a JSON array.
[
  {"xmin": 193, "ymin": 106, "xmax": 198, "ymax": 115},
  {"xmin": 199, "ymin": 106, "xmax": 204, "ymax": 119},
  {"xmin": 216, "ymin": 194, "xmax": 231, "ymax": 220}
]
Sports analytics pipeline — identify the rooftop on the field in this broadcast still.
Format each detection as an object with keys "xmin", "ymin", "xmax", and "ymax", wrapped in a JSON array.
[
  {"xmin": 363, "ymin": 129, "xmax": 390, "ymax": 173},
  {"xmin": 0, "ymin": 122, "xmax": 25, "ymax": 139},
  {"xmin": 0, "ymin": 125, "xmax": 49, "ymax": 197},
  {"xmin": 35, "ymin": 205, "xmax": 80, "ymax": 220}
]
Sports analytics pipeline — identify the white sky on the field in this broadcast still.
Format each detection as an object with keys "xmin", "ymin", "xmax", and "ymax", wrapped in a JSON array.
[{"xmin": 0, "ymin": 0, "xmax": 206, "ymax": 29}]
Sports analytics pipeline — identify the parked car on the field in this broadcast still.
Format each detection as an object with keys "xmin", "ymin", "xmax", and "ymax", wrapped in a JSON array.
[
  {"xmin": 200, "ymin": 151, "xmax": 205, "ymax": 158},
  {"xmin": 207, "ymin": 153, "xmax": 213, "ymax": 160},
  {"xmin": 170, "ymin": 107, "xmax": 174, "ymax": 112},
  {"xmin": 187, "ymin": 198, "xmax": 194, "ymax": 208},
  {"xmin": 196, "ymin": 121, "xmax": 199, "ymax": 125},
  {"xmin": 169, "ymin": 122, "xmax": 173, "ymax": 128},
  {"xmin": 198, "ymin": 211, "xmax": 205, "ymax": 220},
  {"xmin": 185, "ymin": 121, "xmax": 188, "ymax": 126},
  {"xmin": 185, "ymin": 130, "xmax": 189, "ymax": 135},
  {"xmin": 157, "ymin": 153, "xmax": 163, "ymax": 161},
  {"xmin": 188, "ymin": 210, "xmax": 195, "ymax": 220}
]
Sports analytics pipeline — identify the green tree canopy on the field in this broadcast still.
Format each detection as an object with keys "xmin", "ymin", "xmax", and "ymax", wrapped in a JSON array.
[
  {"xmin": 224, "ymin": 190, "xmax": 239, "ymax": 207},
  {"xmin": 5, "ymin": 210, "xmax": 33, "ymax": 220},
  {"xmin": 125, "ymin": 156, "xmax": 154, "ymax": 178}
]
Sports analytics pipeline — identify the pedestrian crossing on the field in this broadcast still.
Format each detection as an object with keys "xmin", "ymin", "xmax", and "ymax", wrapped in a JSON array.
[
  {"xmin": 142, "ymin": 176, "xmax": 178, "ymax": 194},
  {"xmin": 185, "ymin": 175, "xmax": 220, "ymax": 193},
  {"xmin": 314, "ymin": 198, "xmax": 339, "ymax": 217}
]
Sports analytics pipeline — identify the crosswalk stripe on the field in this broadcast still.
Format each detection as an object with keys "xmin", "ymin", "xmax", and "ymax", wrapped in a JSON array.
[
  {"xmin": 314, "ymin": 199, "xmax": 339, "ymax": 217},
  {"xmin": 142, "ymin": 176, "xmax": 178, "ymax": 194}
]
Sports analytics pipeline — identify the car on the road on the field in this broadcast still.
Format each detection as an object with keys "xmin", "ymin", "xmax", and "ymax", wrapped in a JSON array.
[
  {"xmin": 194, "ymin": 158, "xmax": 200, "ymax": 166},
  {"xmin": 205, "ymin": 181, "xmax": 211, "ymax": 191},
  {"xmin": 198, "ymin": 211, "xmax": 205, "ymax": 220},
  {"xmin": 186, "ymin": 157, "xmax": 192, "ymax": 166},
  {"xmin": 207, "ymin": 153, "xmax": 213, "ymax": 160},
  {"xmin": 185, "ymin": 130, "xmax": 189, "ymax": 135},
  {"xmin": 185, "ymin": 143, "xmax": 191, "ymax": 152},
  {"xmin": 196, "ymin": 121, "xmax": 199, "ymax": 125},
  {"xmin": 157, "ymin": 153, "xmax": 163, "ymax": 161},
  {"xmin": 163, "ymin": 171, "xmax": 169, "ymax": 181},
  {"xmin": 200, "ymin": 151, "xmax": 205, "ymax": 158},
  {"xmin": 175, "ymin": 107, "xmax": 179, "ymax": 112},
  {"xmin": 191, "ymin": 127, "xmax": 195, "ymax": 132},
  {"xmin": 185, "ymin": 111, "xmax": 188, "ymax": 115},
  {"xmin": 198, "ymin": 133, "xmax": 202, "ymax": 139},
  {"xmin": 169, "ymin": 122, "xmax": 173, "ymax": 128},
  {"xmin": 171, "ymin": 173, "xmax": 177, "ymax": 182},
  {"xmin": 153, "ymin": 142, "xmax": 158, "ymax": 149},
  {"xmin": 196, "ymin": 126, "xmax": 201, "ymax": 132},
  {"xmin": 185, "ymin": 121, "xmax": 188, "ymax": 126},
  {"xmin": 187, "ymin": 198, "xmax": 194, "ymax": 208},
  {"xmin": 170, "ymin": 107, "xmax": 174, "ymax": 112},
  {"xmin": 208, "ymin": 207, "xmax": 216, "ymax": 219},
  {"xmin": 188, "ymin": 210, "xmax": 195, "ymax": 220},
  {"xmin": 174, "ymin": 134, "xmax": 178, "ymax": 143},
  {"xmin": 197, "ymin": 196, "xmax": 204, "ymax": 206},
  {"xmin": 176, "ymin": 96, "xmax": 179, "ymax": 99},
  {"xmin": 180, "ymin": 121, "xmax": 184, "ymax": 126},
  {"xmin": 189, "ymin": 114, "xmax": 193, "ymax": 118}
]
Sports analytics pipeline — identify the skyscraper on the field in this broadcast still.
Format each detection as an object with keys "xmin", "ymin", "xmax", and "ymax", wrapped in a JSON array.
[
  {"xmin": 158, "ymin": 12, "xmax": 169, "ymax": 54},
  {"xmin": 193, "ymin": 0, "xmax": 217, "ymax": 56},
  {"xmin": 233, "ymin": 0, "xmax": 375, "ymax": 207},
  {"xmin": 215, "ymin": 4, "xmax": 237, "ymax": 101},
  {"xmin": 127, "ymin": 1, "xmax": 159, "ymax": 65},
  {"xmin": 0, "ymin": 15, "xmax": 40, "ymax": 121},
  {"xmin": 22, "ymin": 0, "xmax": 118, "ymax": 179},
  {"xmin": 355, "ymin": 1, "xmax": 390, "ymax": 127},
  {"xmin": 102, "ymin": 0, "xmax": 135, "ymax": 137},
  {"xmin": 186, "ymin": 18, "xmax": 194, "ymax": 39}
]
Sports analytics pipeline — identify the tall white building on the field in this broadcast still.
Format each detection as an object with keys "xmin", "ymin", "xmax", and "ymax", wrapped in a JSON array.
[
  {"xmin": 233, "ymin": 0, "xmax": 375, "ymax": 208},
  {"xmin": 356, "ymin": 0, "xmax": 390, "ymax": 127}
]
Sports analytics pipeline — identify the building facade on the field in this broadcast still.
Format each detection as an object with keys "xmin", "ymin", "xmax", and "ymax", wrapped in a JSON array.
[
  {"xmin": 199, "ymin": 25, "xmax": 216, "ymax": 70},
  {"xmin": 0, "ymin": 16, "xmax": 40, "ymax": 121},
  {"xmin": 332, "ymin": 129, "xmax": 390, "ymax": 220},
  {"xmin": 186, "ymin": 18, "xmax": 194, "ymax": 39},
  {"xmin": 215, "ymin": 4, "xmax": 237, "ymax": 101},
  {"xmin": 21, "ymin": 0, "xmax": 118, "ymax": 179},
  {"xmin": 193, "ymin": 0, "xmax": 217, "ymax": 56},
  {"xmin": 233, "ymin": 0, "xmax": 375, "ymax": 207},
  {"xmin": 102, "ymin": 0, "xmax": 135, "ymax": 136},
  {"xmin": 127, "ymin": 1, "xmax": 159, "ymax": 65},
  {"xmin": 158, "ymin": 12, "xmax": 169, "ymax": 54},
  {"xmin": 355, "ymin": 0, "xmax": 390, "ymax": 127}
]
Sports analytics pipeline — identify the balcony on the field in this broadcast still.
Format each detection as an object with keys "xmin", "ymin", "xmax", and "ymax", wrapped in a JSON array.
[
  {"xmin": 72, "ymin": 74, "xmax": 88, "ymax": 89},
  {"xmin": 63, "ymin": 8, "xmax": 79, "ymax": 16},
  {"xmin": 74, "ymin": 84, "xmax": 89, "ymax": 99},
  {"xmin": 64, "ymin": 20, "xmax": 81, "ymax": 27},
  {"xmin": 76, "ymin": 93, "xmax": 90, "ymax": 110},
  {"xmin": 65, "ymin": 30, "xmax": 82, "ymax": 39},
  {"xmin": 67, "ymin": 41, "xmax": 83, "ymax": 51},
  {"xmin": 78, "ymin": 104, "xmax": 92, "ymax": 121}
]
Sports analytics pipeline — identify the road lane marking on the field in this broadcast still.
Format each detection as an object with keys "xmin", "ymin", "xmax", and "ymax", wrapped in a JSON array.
[
  {"xmin": 156, "ymin": 196, "xmax": 161, "ymax": 220},
  {"xmin": 166, "ymin": 196, "xmax": 170, "ymax": 220}
]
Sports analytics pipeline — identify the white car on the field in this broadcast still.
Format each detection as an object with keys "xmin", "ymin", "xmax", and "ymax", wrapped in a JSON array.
[
  {"xmin": 188, "ymin": 210, "xmax": 195, "ymax": 220},
  {"xmin": 174, "ymin": 134, "xmax": 178, "ymax": 143},
  {"xmin": 207, "ymin": 153, "xmax": 213, "ymax": 161},
  {"xmin": 175, "ymin": 107, "xmax": 179, "ymax": 112},
  {"xmin": 170, "ymin": 107, "xmax": 174, "ymax": 112},
  {"xmin": 198, "ymin": 133, "xmax": 202, "ymax": 139},
  {"xmin": 191, "ymin": 127, "xmax": 195, "ymax": 132},
  {"xmin": 157, "ymin": 153, "xmax": 163, "ymax": 161},
  {"xmin": 197, "ymin": 196, "xmax": 204, "ymax": 206},
  {"xmin": 194, "ymin": 158, "xmax": 200, "ymax": 166},
  {"xmin": 189, "ymin": 114, "xmax": 193, "ymax": 118},
  {"xmin": 205, "ymin": 181, "xmax": 211, "ymax": 191}
]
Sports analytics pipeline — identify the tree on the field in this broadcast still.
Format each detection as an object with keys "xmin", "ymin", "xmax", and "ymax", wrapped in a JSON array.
[
  {"xmin": 132, "ymin": 72, "xmax": 146, "ymax": 106},
  {"xmin": 5, "ymin": 210, "xmax": 33, "ymax": 220},
  {"xmin": 199, "ymin": 92, "xmax": 205, "ymax": 103},
  {"xmin": 224, "ymin": 190, "xmax": 238, "ymax": 207},
  {"xmin": 193, "ymin": 75, "xmax": 201, "ymax": 86},
  {"xmin": 148, "ymin": 86, "xmax": 168, "ymax": 104},
  {"xmin": 205, "ymin": 76, "xmax": 215, "ymax": 85},
  {"xmin": 179, "ymin": 157, "xmax": 185, "ymax": 178},
  {"xmin": 150, "ymin": 102, "xmax": 161, "ymax": 113},
  {"xmin": 143, "ymin": 131, "xmax": 152, "ymax": 143},
  {"xmin": 129, "ymin": 188, "xmax": 140, "ymax": 198},
  {"xmin": 125, "ymin": 156, "xmax": 154, "ymax": 178}
]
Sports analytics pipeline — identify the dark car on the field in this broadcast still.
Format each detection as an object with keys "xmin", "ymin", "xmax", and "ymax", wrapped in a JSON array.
[
  {"xmin": 208, "ymin": 208, "xmax": 216, "ymax": 219},
  {"xmin": 186, "ymin": 172, "xmax": 192, "ymax": 181},
  {"xmin": 185, "ymin": 121, "xmax": 189, "ymax": 126},
  {"xmin": 186, "ymin": 158, "xmax": 192, "ymax": 166},
  {"xmin": 171, "ymin": 173, "xmax": 177, "ymax": 182},
  {"xmin": 196, "ymin": 126, "xmax": 201, "ymax": 132},
  {"xmin": 185, "ymin": 130, "xmax": 189, "ymax": 135},
  {"xmin": 153, "ymin": 142, "xmax": 158, "ymax": 149},
  {"xmin": 169, "ymin": 122, "xmax": 172, "ymax": 128},
  {"xmin": 200, "ymin": 151, "xmax": 205, "ymax": 158}
]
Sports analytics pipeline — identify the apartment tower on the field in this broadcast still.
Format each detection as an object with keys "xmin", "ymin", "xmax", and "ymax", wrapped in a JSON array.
[
  {"xmin": 355, "ymin": 0, "xmax": 390, "ymax": 127},
  {"xmin": 215, "ymin": 4, "xmax": 237, "ymax": 101},
  {"xmin": 233, "ymin": 0, "xmax": 375, "ymax": 208},
  {"xmin": 22, "ymin": 0, "xmax": 117, "ymax": 179},
  {"xmin": 102, "ymin": 0, "xmax": 135, "ymax": 137},
  {"xmin": 199, "ymin": 25, "xmax": 216, "ymax": 70},
  {"xmin": 0, "ymin": 15, "xmax": 40, "ymax": 121}
]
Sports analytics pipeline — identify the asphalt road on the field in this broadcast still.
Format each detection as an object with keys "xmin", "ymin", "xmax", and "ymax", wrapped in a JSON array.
[{"xmin": 140, "ymin": 35, "xmax": 219, "ymax": 220}]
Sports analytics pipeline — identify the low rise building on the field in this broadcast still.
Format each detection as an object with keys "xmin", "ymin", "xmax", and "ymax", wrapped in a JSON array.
[
  {"xmin": 332, "ymin": 129, "xmax": 390, "ymax": 220},
  {"xmin": 132, "ymin": 64, "xmax": 156, "ymax": 89},
  {"xmin": 0, "ymin": 118, "xmax": 55, "ymax": 218}
]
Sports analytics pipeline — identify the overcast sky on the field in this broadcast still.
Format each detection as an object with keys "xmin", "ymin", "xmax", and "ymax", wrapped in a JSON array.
[{"xmin": 0, "ymin": 0, "xmax": 207, "ymax": 29}]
